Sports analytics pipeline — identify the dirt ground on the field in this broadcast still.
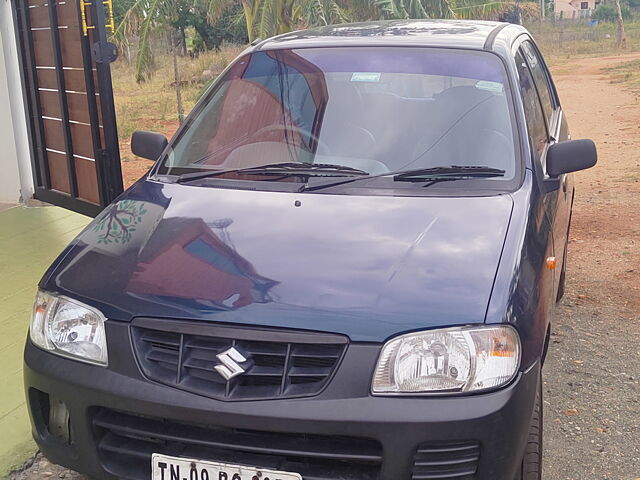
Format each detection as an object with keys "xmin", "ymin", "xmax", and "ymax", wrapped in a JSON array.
[
  {"xmin": 8, "ymin": 53, "xmax": 640, "ymax": 480},
  {"xmin": 542, "ymin": 53, "xmax": 640, "ymax": 480}
]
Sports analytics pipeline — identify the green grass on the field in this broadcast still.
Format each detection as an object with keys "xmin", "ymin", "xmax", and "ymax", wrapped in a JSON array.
[
  {"xmin": 111, "ymin": 44, "xmax": 246, "ymax": 186},
  {"xmin": 604, "ymin": 58, "xmax": 640, "ymax": 89},
  {"xmin": 112, "ymin": 44, "xmax": 245, "ymax": 147}
]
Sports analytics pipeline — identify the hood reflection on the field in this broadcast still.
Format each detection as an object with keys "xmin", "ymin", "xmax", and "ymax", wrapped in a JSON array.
[{"xmin": 127, "ymin": 216, "xmax": 278, "ymax": 310}]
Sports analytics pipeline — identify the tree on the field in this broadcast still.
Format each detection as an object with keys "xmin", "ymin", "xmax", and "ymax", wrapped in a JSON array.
[
  {"xmin": 115, "ymin": 0, "xmax": 525, "ymax": 87},
  {"xmin": 613, "ymin": 0, "xmax": 627, "ymax": 47},
  {"xmin": 591, "ymin": 3, "xmax": 631, "ymax": 21},
  {"xmin": 189, "ymin": 3, "xmax": 248, "ymax": 51},
  {"xmin": 201, "ymin": 0, "xmax": 345, "ymax": 43},
  {"xmin": 113, "ymin": 0, "xmax": 137, "ymax": 26},
  {"xmin": 113, "ymin": 0, "xmax": 191, "ymax": 123},
  {"xmin": 342, "ymin": 0, "xmax": 510, "ymax": 21},
  {"xmin": 592, "ymin": 0, "xmax": 630, "ymax": 46},
  {"xmin": 304, "ymin": 0, "xmax": 348, "ymax": 26},
  {"xmin": 234, "ymin": 0, "xmax": 511, "ymax": 41}
]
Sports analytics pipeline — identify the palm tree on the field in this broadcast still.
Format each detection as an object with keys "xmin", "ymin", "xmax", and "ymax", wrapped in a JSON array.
[
  {"xmin": 347, "ymin": 0, "xmax": 510, "ymax": 21},
  {"xmin": 205, "ymin": 0, "xmax": 345, "ymax": 42},
  {"xmin": 115, "ymin": 0, "xmax": 520, "ymax": 93},
  {"xmin": 113, "ymin": 0, "xmax": 189, "ymax": 124}
]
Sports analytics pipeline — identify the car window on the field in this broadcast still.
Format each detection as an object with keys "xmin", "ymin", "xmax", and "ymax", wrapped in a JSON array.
[
  {"xmin": 515, "ymin": 49, "xmax": 548, "ymax": 164},
  {"xmin": 521, "ymin": 41, "xmax": 555, "ymax": 127},
  {"xmin": 161, "ymin": 47, "xmax": 519, "ymax": 184}
]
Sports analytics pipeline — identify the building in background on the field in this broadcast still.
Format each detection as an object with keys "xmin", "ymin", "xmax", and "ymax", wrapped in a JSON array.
[
  {"xmin": 554, "ymin": 0, "xmax": 599, "ymax": 18},
  {"xmin": 0, "ymin": 2, "xmax": 35, "ymax": 205}
]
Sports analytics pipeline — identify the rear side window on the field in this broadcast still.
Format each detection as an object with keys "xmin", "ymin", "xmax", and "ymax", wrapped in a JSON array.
[
  {"xmin": 515, "ymin": 50, "xmax": 548, "ymax": 163},
  {"xmin": 521, "ymin": 41, "xmax": 555, "ymax": 126}
]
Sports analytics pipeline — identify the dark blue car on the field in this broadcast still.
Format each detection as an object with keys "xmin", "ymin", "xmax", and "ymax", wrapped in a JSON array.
[{"xmin": 25, "ymin": 20, "xmax": 597, "ymax": 480}]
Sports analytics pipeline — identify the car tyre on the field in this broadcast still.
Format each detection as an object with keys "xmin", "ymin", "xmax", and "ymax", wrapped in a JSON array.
[{"xmin": 515, "ymin": 373, "xmax": 542, "ymax": 480}]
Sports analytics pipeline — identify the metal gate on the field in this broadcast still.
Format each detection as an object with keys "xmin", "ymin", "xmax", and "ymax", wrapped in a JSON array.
[{"xmin": 12, "ymin": 0, "xmax": 123, "ymax": 217}]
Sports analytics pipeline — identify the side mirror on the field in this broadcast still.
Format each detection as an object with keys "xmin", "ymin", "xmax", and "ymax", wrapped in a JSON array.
[
  {"xmin": 547, "ymin": 139, "xmax": 597, "ymax": 177},
  {"xmin": 131, "ymin": 130, "xmax": 168, "ymax": 161}
]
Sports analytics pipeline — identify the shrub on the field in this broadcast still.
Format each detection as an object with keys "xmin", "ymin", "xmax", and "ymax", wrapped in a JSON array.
[{"xmin": 591, "ymin": 4, "xmax": 632, "ymax": 21}]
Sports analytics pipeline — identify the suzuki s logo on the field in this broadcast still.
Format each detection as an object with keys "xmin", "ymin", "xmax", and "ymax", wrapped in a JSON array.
[{"xmin": 215, "ymin": 347, "xmax": 249, "ymax": 380}]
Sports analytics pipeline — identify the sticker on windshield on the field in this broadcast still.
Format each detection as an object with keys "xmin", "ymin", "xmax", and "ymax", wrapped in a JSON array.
[
  {"xmin": 351, "ymin": 72, "xmax": 381, "ymax": 83},
  {"xmin": 475, "ymin": 80, "xmax": 504, "ymax": 93}
]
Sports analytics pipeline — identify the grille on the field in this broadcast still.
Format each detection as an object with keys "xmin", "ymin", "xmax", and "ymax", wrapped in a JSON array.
[
  {"xmin": 411, "ymin": 441, "xmax": 480, "ymax": 479},
  {"xmin": 132, "ymin": 323, "xmax": 347, "ymax": 401},
  {"xmin": 93, "ymin": 408, "xmax": 382, "ymax": 480}
]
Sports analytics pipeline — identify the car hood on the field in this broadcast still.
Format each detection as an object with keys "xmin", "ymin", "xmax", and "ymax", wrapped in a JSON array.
[{"xmin": 42, "ymin": 180, "xmax": 513, "ymax": 342}]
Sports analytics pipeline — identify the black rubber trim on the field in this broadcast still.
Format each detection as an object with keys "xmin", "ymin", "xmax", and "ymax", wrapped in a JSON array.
[
  {"xmin": 132, "ymin": 317, "xmax": 348, "ymax": 344},
  {"xmin": 484, "ymin": 23, "xmax": 510, "ymax": 50}
]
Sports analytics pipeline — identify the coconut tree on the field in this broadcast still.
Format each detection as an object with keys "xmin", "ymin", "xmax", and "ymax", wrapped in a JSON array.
[
  {"xmin": 304, "ymin": 0, "xmax": 349, "ymax": 25},
  {"xmin": 347, "ymin": 0, "xmax": 511, "ymax": 20},
  {"xmin": 202, "ymin": 0, "xmax": 345, "ymax": 42},
  {"xmin": 114, "ymin": 0, "xmax": 520, "ymax": 103},
  {"xmin": 114, "ymin": 0, "xmax": 191, "ymax": 124},
  {"xmin": 114, "ymin": 0, "xmax": 243, "ymax": 121}
]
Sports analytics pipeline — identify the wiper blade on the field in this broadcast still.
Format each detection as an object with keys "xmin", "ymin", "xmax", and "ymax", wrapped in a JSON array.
[
  {"xmin": 173, "ymin": 163, "xmax": 368, "ymax": 184},
  {"xmin": 237, "ymin": 162, "xmax": 369, "ymax": 177},
  {"xmin": 304, "ymin": 165, "xmax": 505, "ymax": 192},
  {"xmin": 393, "ymin": 165, "xmax": 506, "ymax": 182},
  {"xmin": 173, "ymin": 168, "xmax": 240, "ymax": 184}
]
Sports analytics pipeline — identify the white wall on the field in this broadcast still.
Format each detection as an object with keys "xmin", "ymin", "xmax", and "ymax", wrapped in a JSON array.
[{"xmin": 0, "ymin": 0, "xmax": 34, "ymax": 204}]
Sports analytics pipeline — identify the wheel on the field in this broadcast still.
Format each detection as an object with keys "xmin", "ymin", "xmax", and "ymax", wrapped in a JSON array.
[{"xmin": 515, "ymin": 373, "xmax": 543, "ymax": 480}]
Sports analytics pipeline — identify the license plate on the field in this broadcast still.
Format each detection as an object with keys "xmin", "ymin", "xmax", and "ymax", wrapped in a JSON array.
[{"xmin": 151, "ymin": 453, "xmax": 303, "ymax": 480}]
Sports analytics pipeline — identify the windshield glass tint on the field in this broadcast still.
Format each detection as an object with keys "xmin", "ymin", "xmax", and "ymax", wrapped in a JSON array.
[{"xmin": 160, "ymin": 47, "xmax": 517, "ymax": 179}]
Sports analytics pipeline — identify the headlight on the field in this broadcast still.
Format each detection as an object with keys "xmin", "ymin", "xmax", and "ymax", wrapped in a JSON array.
[
  {"xmin": 372, "ymin": 325, "xmax": 520, "ymax": 394},
  {"xmin": 30, "ymin": 290, "xmax": 108, "ymax": 366}
]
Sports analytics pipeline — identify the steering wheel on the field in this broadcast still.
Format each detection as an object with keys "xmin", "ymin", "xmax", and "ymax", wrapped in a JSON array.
[
  {"xmin": 412, "ymin": 127, "xmax": 513, "ymax": 172},
  {"xmin": 348, "ymin": 124, "xmax": 376, "ymax": 148},
  {"xmin": 251, "ymin": 124, "xmax": 331, "ymax": 157},
  {"xmin": 478, "ymin": 128, "xmax": 512, "ymax": 170}
]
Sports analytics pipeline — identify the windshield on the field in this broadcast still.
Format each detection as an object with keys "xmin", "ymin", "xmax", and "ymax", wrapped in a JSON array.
[{"xmin": 158, "ymin": 47, "xmax": 518, "ymax": 187}]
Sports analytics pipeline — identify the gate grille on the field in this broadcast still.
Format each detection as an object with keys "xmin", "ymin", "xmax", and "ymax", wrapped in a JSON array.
[{"xmin": 12, "ymin": 0, "xmax": 123, "ymax": 216}]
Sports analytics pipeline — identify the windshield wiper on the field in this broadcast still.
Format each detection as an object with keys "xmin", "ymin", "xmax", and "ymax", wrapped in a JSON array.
[
  {"xmin": 172, "ymin": 162, "xmax": 368, "ymax": 184},
  {"xmin": 304, "ymin": 165, "xmax": 505, "ymax": 192},
  {"xmin": 393, "ymin": 165, "xmax": 505, "ymax": 182},
  {"xmin": 237, "ymin": 162, "xmax": 369, "ymax": 177}
]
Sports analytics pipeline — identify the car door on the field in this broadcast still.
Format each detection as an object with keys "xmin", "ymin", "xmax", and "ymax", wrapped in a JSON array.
[
  {"xmin": 519, "ymin": 39, "xmax": 572, "ymax": 293},
  {"xmin": 513, "ymin": 37, "xmax": 570, "ymax": 300},
  {"xmin": 512, "ymin": 44, "xmax": 557, "ymax": 333}
]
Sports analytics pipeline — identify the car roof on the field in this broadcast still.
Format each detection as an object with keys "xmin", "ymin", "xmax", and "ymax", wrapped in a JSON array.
[{"xmin": 254, "ymin": 19, "xmax": 524, "ymax": 52}]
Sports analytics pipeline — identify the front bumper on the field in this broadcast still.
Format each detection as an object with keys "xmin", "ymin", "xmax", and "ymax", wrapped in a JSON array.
[{"xmin": 24, "ymin": 323, "xmax": 540, "ymax": 480}]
